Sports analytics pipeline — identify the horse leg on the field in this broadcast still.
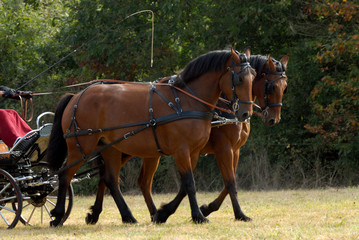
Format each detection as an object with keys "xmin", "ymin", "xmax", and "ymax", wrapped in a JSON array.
[
  {"xmin": 230, "ymin": 149, "xmax": 251, "ymax": 221},
  {"xmin": 153, "ymin": 182, "xmax": 186, "ymax": 223},
  {"xmin": 200, "ymin": 146, "xmax": 251, "ymax": 221},
  {"xmin": 154, "ymin": 151, "xmax": 208, "ymax": 224},
  {"xmin": 199, "ymin": 145, "xmax": 232, "ymax": 217},
  {"xmin": 86, "ymin": 153, "xmax": 134, "ymax": 225},
  {"xmin": 200, "ymin": 188, "xmax": 228, "ymax": 217},
  {"xmin": 137, "ymin": 157, "xmax": 160, "ymax": 222},
  {"xmin": 50, "ymin": 152, "xmax": 83, "ymax": 227},
  {"xmin": 101, "ymin": 148, "xmax": 137, "ymax": 224},
  {"xmin": 86, "ymin": 158, "xmax": 106, "ymax": 225}
]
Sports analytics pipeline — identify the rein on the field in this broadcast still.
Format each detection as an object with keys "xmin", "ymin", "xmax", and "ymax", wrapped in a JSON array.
[
  {"xmin": 19, "ymin": 97, "xmax": 33, "ymax": 122},
  {"xmin": 218, "ymin": 97, "xmax": 264, "ymax": 118}
]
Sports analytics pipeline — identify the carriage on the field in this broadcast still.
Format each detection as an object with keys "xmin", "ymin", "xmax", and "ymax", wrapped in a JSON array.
[
  {"xmin": 0, "ymin": 111, "xmax": 101, "ymax": 229},
  {"xmin": 0, "ymin": 112, "xmax": 73, "ymax": 228},
  {"xmin": 0, "ymin": 49, "xmax": 288, "ymax": 228}
]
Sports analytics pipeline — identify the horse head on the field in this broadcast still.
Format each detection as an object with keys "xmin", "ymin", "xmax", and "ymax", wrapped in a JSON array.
[
  {"xmin": 253, "ymin": 55, "xmax": 289, "ymax": 126},
  {"xmin": 220, "ymin": 48, "xmax": 255, "ymax": 122}
]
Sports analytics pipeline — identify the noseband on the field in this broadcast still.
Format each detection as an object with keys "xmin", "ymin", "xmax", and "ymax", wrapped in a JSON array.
[{"xmin": 226, "ymin": 53, "xmax": 253, "ymax": 112}]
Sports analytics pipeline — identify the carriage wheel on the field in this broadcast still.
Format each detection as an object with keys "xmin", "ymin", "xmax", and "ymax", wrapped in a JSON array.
[
  {"xmin": 13, "ymin": 163, "xmax": 74, "ymax": 226},
  {"xmin": 0, "ymin": 168, "xmax": 23, "ymax": 229}
]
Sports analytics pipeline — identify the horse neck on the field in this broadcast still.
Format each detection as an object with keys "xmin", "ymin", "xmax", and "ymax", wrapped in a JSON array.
[
  {"xmin": 252, "ymin": 59, "xmax": 269, "ymax": 99},
  {"xmin": 252, "ymin": 75, "xmax": 265, "ymax": 99},
  {"xmin": 184, "ymin": 72, "xmax": 222, "ymax": 110}
]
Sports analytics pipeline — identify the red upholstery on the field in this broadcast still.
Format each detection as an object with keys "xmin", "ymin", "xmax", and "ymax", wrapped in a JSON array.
[{"xmin": 0, "ymin": 109, "xmax": 32, "ymax": 147}]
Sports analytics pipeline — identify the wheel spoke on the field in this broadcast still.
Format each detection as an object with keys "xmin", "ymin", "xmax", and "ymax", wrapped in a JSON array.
[
  {"xmin": 0, "ymin": 205, "xmax": 16, "ymax": 213},
  {"xmin": 46, "ymin": 198, "xmax": 56, "ymax": 207},
  {"xmin": 0, "ymin": 183, "xmax": 11, "ymax": 195},
  {"xmin": 27, "ymin": 206, "xmax": 36, "ymax": 223},
  {"xmin": 0, "ymin": 195, "xmax": 19, "ymax": 202},
  {"xmin": 0, "ymin": 211, "xmax": 11, "ymax": 226},
  {"xmin": 22, "ymin": 201, "xmax": 33, "ymax": 209},
  {"xmin": 0, "ymin": 169, "xmax": 23, "ymax": 228},
  {"xmin": 44, "ymin": 203, "xmax": 54, "ymax": 220}
]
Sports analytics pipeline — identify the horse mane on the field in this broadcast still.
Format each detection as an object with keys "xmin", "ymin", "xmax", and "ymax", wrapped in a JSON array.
[
  {"xmin": 250, "ymin": 55, "xmax": 285, "ymax": 74},
  {"xmin": 174, "ymin": 50, "xmax": 232, "ymax": 88},
  {"xmin": 249, "ymin": 55, "xmax": 268, "ymax": 74}
]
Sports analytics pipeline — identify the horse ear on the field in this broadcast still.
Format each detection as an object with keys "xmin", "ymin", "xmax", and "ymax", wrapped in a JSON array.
[
  {"xmin": 231, "ymin": 48, "xmax": 236, "ymax": 57},
  {"xmin": 280, "ymin": 55, "xmax": 289, "ymax": 71},
  {"xmin": 267, "ymin": 56, "xmax": 277, "ymax": 71},
  {"xmin": 244, "ymin": 47, "xmax": 251, "ymax": 59},
  {"xmin": 268, "ymin": 56, "xmax": 274, "ymax": 66}
]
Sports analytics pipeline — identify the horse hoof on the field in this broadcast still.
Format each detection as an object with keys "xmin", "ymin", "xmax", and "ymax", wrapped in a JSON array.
[
  {"xmin": 199, "ymin": 204, "xmax": 211, "ymax": 217},
  {"xmin": 193, "ymin": 216, "xmax": 210, "ymax": 224},
  {"xmin": 122, "ymin": 217, "xmax": 138, "ymax": 224},
  {"xmin": 50, "ymin": 219, "xmax": 62, "ymax": 227},
  {"xmin": 86, "ymin": 214, "xmax": 98, "ymax": 225},
  {"xmin": 236, "ymin": 215, "xmax": 252, "ymax": 222},
  {"xmin": 153, "ymin": 210, "xmax": 169, "ymax": 224}
]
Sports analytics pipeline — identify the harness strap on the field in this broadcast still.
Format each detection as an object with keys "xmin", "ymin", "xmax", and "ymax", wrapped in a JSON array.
[
  {"xmin": 58, "ymin": 124, "xmax": 150, "ymax": 174},
  {"xmin": 64, "ymin": 120, "xmax": 151, "ymax": 138},
  {"xmin": 263, "ymin": 71, "xmax": 287, "ymax": 109},
  {"xmin": 59, "ymin": 110, "xmax": 213, "ymax": 174},
  {"xmin": 66, "ymin": 82, "xmax": 103, "ymax": 159},
  {"xmin": 149, "ymin": 84, "xmax": 164, "ymax": 153},
  {"xmin": 150, "ymin": 83, "xmax": 181, "ymax": 114},
  {"xmin": 63, "ymin": 110, "xmax": 213, "ymax": 139}
]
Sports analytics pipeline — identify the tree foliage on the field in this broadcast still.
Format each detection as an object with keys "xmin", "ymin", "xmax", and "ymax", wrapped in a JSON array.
[{"xmin": 0, "ymin": 0, "xmax": 358, "ymax": 192}]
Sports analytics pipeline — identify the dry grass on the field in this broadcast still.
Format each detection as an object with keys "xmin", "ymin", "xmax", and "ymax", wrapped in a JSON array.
[{"xmin": 1, "ymin": 187, "xmax": 358, "ymax": 239}]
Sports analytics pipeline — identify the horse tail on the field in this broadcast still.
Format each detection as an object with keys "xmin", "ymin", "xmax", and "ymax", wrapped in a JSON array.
[{"xmin": 47, "ymin": 93, "xmax": 74, "ymax": 171}]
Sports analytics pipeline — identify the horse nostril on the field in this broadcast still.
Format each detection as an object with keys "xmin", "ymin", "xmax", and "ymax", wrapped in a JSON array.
[
  {"xmin": 268, "ymin": 119, "xmax": 275, "ymax": 126},
  {"xmin": 242, "ymin": 112, "xmax": 249, "ymax": 120}
]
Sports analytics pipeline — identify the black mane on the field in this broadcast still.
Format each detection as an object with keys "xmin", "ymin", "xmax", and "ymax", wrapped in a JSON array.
[
  {"xmin": 174, "ymin": 50, "xmax": 232, "ymax": 88},
  {"xmin": 249, "ymin": 55, "xmax": 268, "ymax": 74},
  {"xmin": 250, "ymin": 55, "xmax": 284, "ymax": 74}
]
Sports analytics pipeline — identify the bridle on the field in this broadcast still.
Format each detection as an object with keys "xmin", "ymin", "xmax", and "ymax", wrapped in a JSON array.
[
  {"xmin": 223, "ymin": 52, "xmax": 254, "ymax": 112},
  {"xmin": 261, "ymin": 61, "xmax": 287, "ymax": 116}
]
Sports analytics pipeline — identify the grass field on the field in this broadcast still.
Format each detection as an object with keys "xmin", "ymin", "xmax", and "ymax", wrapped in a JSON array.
[{"xmin": 1, "ymin": 187, "xmax": 358, "ymax": 239}]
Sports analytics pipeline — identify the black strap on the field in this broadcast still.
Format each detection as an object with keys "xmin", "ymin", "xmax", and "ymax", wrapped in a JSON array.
[
  {"xmin": 58, "ymin": 110, "xmax": 213, "ymax": 174},
  {"xmin": 149, "ymin": 84, "xmax": 163, "ymax": 153},
  {"xmin": 57, "ymin": 124, "xmax": 150, "ymax": 174},
  {"xmin": 64, "ymin": 111, "xmax": 213, "ymax": 138}
]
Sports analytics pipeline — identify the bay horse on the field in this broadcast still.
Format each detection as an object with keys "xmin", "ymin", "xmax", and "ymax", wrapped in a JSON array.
[
  {"xmin": 134, "ymin": 55, "xmax": 289, "ymax": 223},
  {"xmin": 47, "ymin": 48, "xmax": 255, "ymax": 226},
  {"xmin": 84, "ymin": 54, "xmax": 288, "ymax": 225}
]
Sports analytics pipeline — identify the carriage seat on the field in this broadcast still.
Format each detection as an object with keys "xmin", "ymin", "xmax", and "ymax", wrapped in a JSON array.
[{"xmin": 0, "ymin": 124, "xmax": 52, "ymax": 165}]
